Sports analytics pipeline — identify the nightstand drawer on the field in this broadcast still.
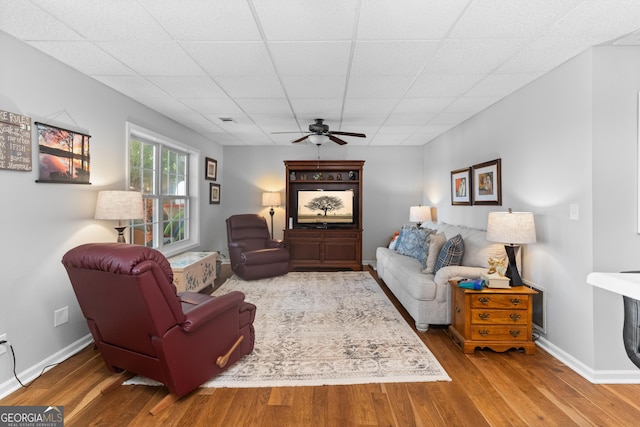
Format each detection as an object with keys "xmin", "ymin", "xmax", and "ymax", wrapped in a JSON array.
[
  {"xmin": 470, "ymin": 325, "xmax": 529, "ymax": 341},
  {"xmin": 470, "ymin": 309, "xmax": 528, "ymax": 325},
  {"xmin": 470, "ymin": 294, "xmax": 529, "ymax": 309}
]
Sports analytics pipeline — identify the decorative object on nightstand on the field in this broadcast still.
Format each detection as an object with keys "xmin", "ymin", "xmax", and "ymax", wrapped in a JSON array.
[
  {"xmin": 168, "ymin": 252, "xmax": 218, "ymax": 293},
  {"xmin": 94, "ymin": 190, "xmax": 144, "ymax": 243},
  {"xmin": 262, "ymin": 191, "xmax": 282, "ymax": 239},
  {"xmin": 486, "ymin": 208, "xmax": 536, "ymax": 287},
  {"xmin": 409, "ymin": 205, "xmax": 432, "ymax": 227}
]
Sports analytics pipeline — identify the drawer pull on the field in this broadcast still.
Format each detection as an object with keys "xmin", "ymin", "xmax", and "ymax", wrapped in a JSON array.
[
  {"xmin": 478, "ymin": 297, "xmax": 490, "ymax": 305},
  {"xmin": 478, "ymin": 313, "xmax": 490, "ymax": 320},
  {"xmin": 509, "ymin": 313, "xmax": 522, "ymax": 322},
  {"xmin": 509, "ymin": 298, "xmax": 522, "ymax": 306},
  {"xmin": 509, "ymin": 330, "xmax": 521, "ymax": 338},
  {"xmin": 455, "ymin": 305, "xmax": 461, "ymax": 313},
  {"xmin": 478, "ymin": 330, "xmax": 490, "ymax": 337}
]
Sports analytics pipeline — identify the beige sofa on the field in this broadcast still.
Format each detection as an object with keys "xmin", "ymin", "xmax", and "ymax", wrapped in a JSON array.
[{"xmin": 376, "ymin": 223, "xmax": 506, "ymax": 332}]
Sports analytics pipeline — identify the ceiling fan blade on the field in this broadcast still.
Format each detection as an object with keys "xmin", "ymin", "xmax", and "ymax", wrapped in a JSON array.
[
  {"xmin": 271, "ymin": 131, "xmax": 310, "ymax": 134},
  {"xmin": 292, "ymin": 135, "xmax": 310, "ymax": 143},
  {"xmin": 329, "ymin": 131, "xmax": 366, "ymax": 138},
  {"xmin": 328, "ymin": 135, "xmax": 348, "ymax": 145}
]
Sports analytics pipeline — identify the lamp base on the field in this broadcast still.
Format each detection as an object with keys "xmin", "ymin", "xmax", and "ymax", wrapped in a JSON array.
[
  {"xmin": 504, "ymin": 244, "xmax": 524, "ymax": 287},
  {"xmin": 268, "ymin": 208, "xmax": 275, "ymax": 239},
  {"xmin": 114, "ymin": 226, "xmax": 127, "ymax": 243}
]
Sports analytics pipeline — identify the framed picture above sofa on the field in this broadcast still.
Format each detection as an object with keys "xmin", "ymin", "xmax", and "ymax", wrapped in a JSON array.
[
  {"xmin": 451, "ymin": 167, "xmax": 471, "ymax": 205},
  {"xmin": 472, "ymin": 158, "xmax": 501, "ymax": 205}
]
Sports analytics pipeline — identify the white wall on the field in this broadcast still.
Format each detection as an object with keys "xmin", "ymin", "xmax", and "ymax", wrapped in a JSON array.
[
  {"xmin": 0, "ymin": 31, "xmax": 224, "ymax": 392},
  {"xmin": 221, "ymin": 144, "xmax": 425, "ymax": 262}
]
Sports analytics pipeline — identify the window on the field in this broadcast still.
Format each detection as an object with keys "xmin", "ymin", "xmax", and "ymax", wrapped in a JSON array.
[{"xmin": 127, "ymin": 123, "xmax": 199, "ymax": 255}]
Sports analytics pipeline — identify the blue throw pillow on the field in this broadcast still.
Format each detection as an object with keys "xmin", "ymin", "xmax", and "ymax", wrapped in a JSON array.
[
  {"xmin": 395, "ymin": 226, "xmax": 434, "ymax": 268},
  {"xmin": 434, "ymin": 234, "xmax": 465, "ymax": 273}
]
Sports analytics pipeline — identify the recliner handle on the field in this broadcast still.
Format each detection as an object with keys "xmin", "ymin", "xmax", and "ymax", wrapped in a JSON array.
[{"xmin": 216, "ymin": 335, "xmax": 244, "ymax": 368}]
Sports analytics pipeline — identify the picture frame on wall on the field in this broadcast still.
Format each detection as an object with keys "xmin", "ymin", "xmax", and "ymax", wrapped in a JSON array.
[
  {"xmin": 35, "ymin": 122, "xmax": 91, "ymax": 184},
  {"xmin": 209, "ymin": 183, "xmax": 221, "ymax": 204},
  {"xmin": 451, "ymin": 167, "xmax": 472, "ymax": 205},
  {"xmin": 472, "ymin": 158, "xmax": 502, "ymax": 205},
  {"xmin": 205, "ymin": 157, "xmax": 217, "ymax": 181}
]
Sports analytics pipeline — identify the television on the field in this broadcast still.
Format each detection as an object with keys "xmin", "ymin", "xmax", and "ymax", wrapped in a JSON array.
[{"xmin": 296, "ymin": 189, "xmax": 354, "ymax": 226}]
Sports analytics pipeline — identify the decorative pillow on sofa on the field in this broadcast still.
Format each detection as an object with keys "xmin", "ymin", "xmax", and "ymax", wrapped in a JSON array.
[
  {"xmin": 395, "ymin": 225, "xmax": 434, "ymax": 268},
  {"xmin": 422, "ymin": 232, "xmax": 446, "ymax": 274},
  {"xmin": 434, "ymin": 234, "xmax": 465, "ymax": 273}
]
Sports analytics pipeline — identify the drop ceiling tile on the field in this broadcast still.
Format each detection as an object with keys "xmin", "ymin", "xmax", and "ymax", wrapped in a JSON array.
[
  {"xmin": 180, "ymin": 98, "xmax": 242, "ymax": 114},
  {"xmin": 183, "ymin": 42, "xmax": 276, "ymax": 76},
  {"xmin": 550, "ymin": 1, "xmax": 640, "ymax": 38},
  {"xmin": 377, "ymin": 124, "xmax": 423, "ymax": 134},
  {"xmin": 140, "ymin": 0, "xmax": 261, "ymax": 41},
  {"xmin": 97, "ymin": 41, "xmax": 206, "ymax": 76},
  {"xmin": 214, "ymin": 75, "xmax": 286, "ymax": 98},
  {"xmin": 30, "ymin": 0, "xmax": 172, "ymax": 41},
  {"xmin": 289, "ymin": 98, "xmax": 343, "ymax": 116},
  {"xmin": 407, "ymin": 74, "xmax": 485, "ymax": 97},
  {"xmin": 368, "ymin": 134, "xmax": 410, "ymax": 146},
  {"xmin": 402, "ymin": 133, "xmax": 439, "ymax": 145},
  {"xmin": 148, "ymin": 76, "xmax": 227, "ymax": 98},
  {"xmin": 269, "ymin": 42, "xmax": 351, "ymax": 75},
  {"xmin": 358, "ymin": 0, "xmax": 470, "ymax": 40},
  {"xmin": 426, "ymin": 39, "xmax": 527, "ymax": 74},
  {"xmin": 449, "ymin": 0, "xmax": 584, "ymax": 39},
  {"xmin": 93, "ymin": 75, "xmax": 169, "ymax": 100},
  {"xmin": 428, "ymin": 111, "xmax": 476, "ymax": 126},
  {"xmin": 176, "ymin": 115, "xmax": 224, "ymax": 133},
  {"xmin": 350, "ymin": 41, "xmax": 440, "ymax": 75},
  {"xmin": 444, "ymin": 96, "xmax": 500, "ymax": 113},
  {"xmin": 253, "ymin": 0, "xmax": 359, "ymax": 41},
  {"xmin": 347, "ymin": 75, "xmax": 415, "ymax": 98},
  {"xmin": 465, "ymin": 73, "xmax": 541, "ymax": 97},
  {"xmin": 393, "ymin": 97, "xmax": 455, "ymax": 113},
  {"xmin": 28, "ymin": 41, "xmax": 134, "ymax": 75},
  {"xmin": 338, "ymin": 125, "xmax": 380, "ymax": 137},
  {"xmin": 280, "ymin": 75, "xmax": 346, "ymax": 98},
  {"xmin": 341, "ymin": 114, "xmax": 388, "ymax": 126},
  {"xmin": 0, "ymin": 0, "xmax": 82, "ymax": 40},
  {"xmin": 343, "ymin": 98, "xmax": 400, "ymax": 114},
  {"xmin": 234, "ymin": 98, "xmax": 292, "ymax": 114},
  {"xmin": 383, "ymin": 114, "xmax": 435, "ymax": 126}
]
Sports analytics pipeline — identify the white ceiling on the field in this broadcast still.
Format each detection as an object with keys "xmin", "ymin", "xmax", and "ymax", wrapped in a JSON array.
[{"xmin": 2, "ymin": 0, "xmax": 640, "ymax": 146}]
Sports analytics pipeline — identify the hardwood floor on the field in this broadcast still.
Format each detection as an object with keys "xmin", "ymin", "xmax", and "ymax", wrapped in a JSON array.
[{"xmin": 3, "ymin": 265, "xmax": 640, "ymax": 426}]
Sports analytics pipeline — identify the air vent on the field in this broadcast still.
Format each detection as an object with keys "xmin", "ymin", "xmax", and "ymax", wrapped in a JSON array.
[{"xmin": 218, "ymin": 117, "xmax": 235, "ymax": 123}]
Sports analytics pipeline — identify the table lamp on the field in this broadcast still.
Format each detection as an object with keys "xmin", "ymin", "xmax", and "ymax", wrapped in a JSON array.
[
  {"xmin": 486, "ymin": 209, "xmax": 536, "ymax": 287},
  {"xmin": 262, "ymin": 191, "xmax": 282, "ymax": 239},
  {"xmin": 409, "ymin": 205, "xmax": 432, "ymax": 227},
  {"xmin": 95, "ymin": 191, "xmax": 144, "ymax": 243}
]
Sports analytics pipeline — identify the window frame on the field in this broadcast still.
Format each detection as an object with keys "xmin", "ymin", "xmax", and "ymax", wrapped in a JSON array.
[{"xmin": 126, "ymin": 122, "xmax": 200, "ymax": 257}]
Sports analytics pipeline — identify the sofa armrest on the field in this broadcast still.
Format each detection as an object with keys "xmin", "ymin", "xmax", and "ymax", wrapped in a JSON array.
[
  {"xmin": 433, "ymin": 265, "xmax": 488, "ymax": 302},
  {"xmin": 179, "ymin": 291, "xmax": 246, "ymax": 333}
]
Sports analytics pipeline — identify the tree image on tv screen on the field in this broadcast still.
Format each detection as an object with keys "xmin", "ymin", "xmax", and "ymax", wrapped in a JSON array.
[{"xmin": 305, "ymin": 195, "xmax": 344, "ymax": 216}]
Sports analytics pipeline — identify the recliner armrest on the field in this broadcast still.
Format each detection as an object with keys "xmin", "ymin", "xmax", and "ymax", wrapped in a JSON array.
[
  {"xmin": 179, "ymin": 291, "xmax": 246, "ymax": 333},
  {"xmin": 266, "ymin": 239, "xmax": 284, "ymax": 248}
]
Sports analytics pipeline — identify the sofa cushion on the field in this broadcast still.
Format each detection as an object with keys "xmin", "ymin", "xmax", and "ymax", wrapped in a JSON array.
[
  {"xmin": 422, "ymin": 232, "xmax": 446, "ymax": 274},
  {"xmin": 435, "ymin": 234, "xmax": 465, "ymax": 273},
  {"xmin": 395, "ymin": 225, "xmax": 433, "ymax": 268}
]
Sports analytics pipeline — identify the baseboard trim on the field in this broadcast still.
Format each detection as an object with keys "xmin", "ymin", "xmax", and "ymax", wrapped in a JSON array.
[
  {"xmin": 0, "ymin": 334, "xmax": 94, "ymax": 399},
  {"xmin": 536, "ymin": 336, "xmax": 640, "ymax": 384}
]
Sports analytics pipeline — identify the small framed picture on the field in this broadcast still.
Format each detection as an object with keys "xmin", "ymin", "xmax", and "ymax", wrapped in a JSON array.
[
  {"xmin": 209, "ymin": 183, "xmax": 221, "ymax": 204},
  {"xmin": 205, "ymin": 157, "xmax": 217, "ymax": 181},
  {"xmin": 472, "ymin": 158, "xmax": 501, "ymax": 205},
  {"xmin": 451, "ymin": 167, "xmax": 471, "ymax": 205}
]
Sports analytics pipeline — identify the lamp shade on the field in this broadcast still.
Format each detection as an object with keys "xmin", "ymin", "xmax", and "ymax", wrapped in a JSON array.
[
  {"xmin": 95, "ymin": 191, "xmax": 144, "ymax": 220},
  {"xmin": 308, "ymin": 134, "xmax": 329, "ymax": 145},
  {"xmin": 486, "ymin": 210, "xmax": 536, "ymax": 245},
  {"xmin": 409, "ymin": 205, "xmax": 432, "ymax": 224},
  {"xmin": 262, "ymin": 192, "xmax": 281, "ymax": 207}
]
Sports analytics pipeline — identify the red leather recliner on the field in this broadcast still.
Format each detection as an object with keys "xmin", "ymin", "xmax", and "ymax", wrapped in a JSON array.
[
  {"xmin": 61, "ymin": 243, "xmax": 256, "ymax": 414},
  {"xmin": 226, "ymin": 214, "xmax": 290, "ymax": 280}
]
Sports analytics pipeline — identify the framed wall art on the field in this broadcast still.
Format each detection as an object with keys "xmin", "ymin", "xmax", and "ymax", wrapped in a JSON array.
[
  {"xmin": 472, "ymin": 158, "xmax": 501, "ymax": 205},
  {"xmin": 205, "ymin": 157, "xmax": 217, "ymax": 181},
  {"xmin": 209, "ymin": 183, "xmax": 221, "ymax": 204},
  {"xmin": 451, "ymin": 167, "xmax": 471, "ymax": 205},
  {"xmin": 35, "ymin": 122, "xmax": 91, "ymax": 184}
]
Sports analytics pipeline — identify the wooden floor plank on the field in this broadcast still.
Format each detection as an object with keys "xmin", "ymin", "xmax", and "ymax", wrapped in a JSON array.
[{"xmin": 2, "ymin": 265, "xmax": 640, "ymax": 426}]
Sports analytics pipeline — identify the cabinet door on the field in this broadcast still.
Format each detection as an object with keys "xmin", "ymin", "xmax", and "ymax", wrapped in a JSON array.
[{"xmin": 452, "ymin": 287, "xmax": 466, "ymax": 333}]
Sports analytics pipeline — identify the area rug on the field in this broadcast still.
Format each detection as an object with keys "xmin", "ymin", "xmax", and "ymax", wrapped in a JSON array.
[{"xmin": 126, "ymin": 271, "xmax": 450, "ymax": 388}]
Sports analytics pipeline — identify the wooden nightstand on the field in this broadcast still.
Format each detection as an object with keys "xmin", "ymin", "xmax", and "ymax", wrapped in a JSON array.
[{"xmin": 449, "ymin": 281, "xmax": 537, "ymax": 355}]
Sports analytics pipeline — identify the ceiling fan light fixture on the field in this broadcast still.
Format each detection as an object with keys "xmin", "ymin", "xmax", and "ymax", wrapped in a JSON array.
[{"xmin": 308, "ymin": 134, "xmax": 329, "ymax": 145}]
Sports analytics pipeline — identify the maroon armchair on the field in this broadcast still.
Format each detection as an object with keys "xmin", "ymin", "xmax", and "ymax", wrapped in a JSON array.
[
  {"xmin": 61, "ymin": 243, "xmax": 256, "ymax": 415},
  {"xmin": 226, "ymin": 214, "xmax": 289, "ymax": 280}
]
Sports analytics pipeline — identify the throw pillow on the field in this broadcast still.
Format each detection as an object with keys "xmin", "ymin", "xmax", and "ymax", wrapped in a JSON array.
[
  {"xmin": 395, "ymin": 227, "xmax": 434, "ymax": 268},
  {"xmin": 422, "ymin": 232, "xmax": 446, "ymax": 274},
  {"xmin": 434, "ymin": 234, "xmax": 465, "ymax": 273},
  {"xmin": 393, "ymin": 224, "xmax": 414, "ymax": 253}
]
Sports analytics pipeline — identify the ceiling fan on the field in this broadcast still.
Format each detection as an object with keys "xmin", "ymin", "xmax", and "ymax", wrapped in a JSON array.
[{"xmin": 273, "ymin": 118, "xmax": 366, "ymax": 145}]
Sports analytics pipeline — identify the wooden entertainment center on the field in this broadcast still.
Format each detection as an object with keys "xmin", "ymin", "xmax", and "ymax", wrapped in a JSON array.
[{"xmin": 284, "ymin": 160, "xmax": 364, "ymax": 271}]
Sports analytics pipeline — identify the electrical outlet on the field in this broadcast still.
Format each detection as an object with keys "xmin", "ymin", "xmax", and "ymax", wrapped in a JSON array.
[
  {"xmin": 54, "ymin": 307, "xmax": 69, "ymax": 327},
  {"xmin": 0, "ymin": 333, "xmax": 7, "ymax": 355}
]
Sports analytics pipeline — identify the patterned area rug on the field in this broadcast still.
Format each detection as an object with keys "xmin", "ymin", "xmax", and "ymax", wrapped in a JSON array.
[{"xmin": 126, "ymin": 271, "xmax": 450, "ymax": 388}]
